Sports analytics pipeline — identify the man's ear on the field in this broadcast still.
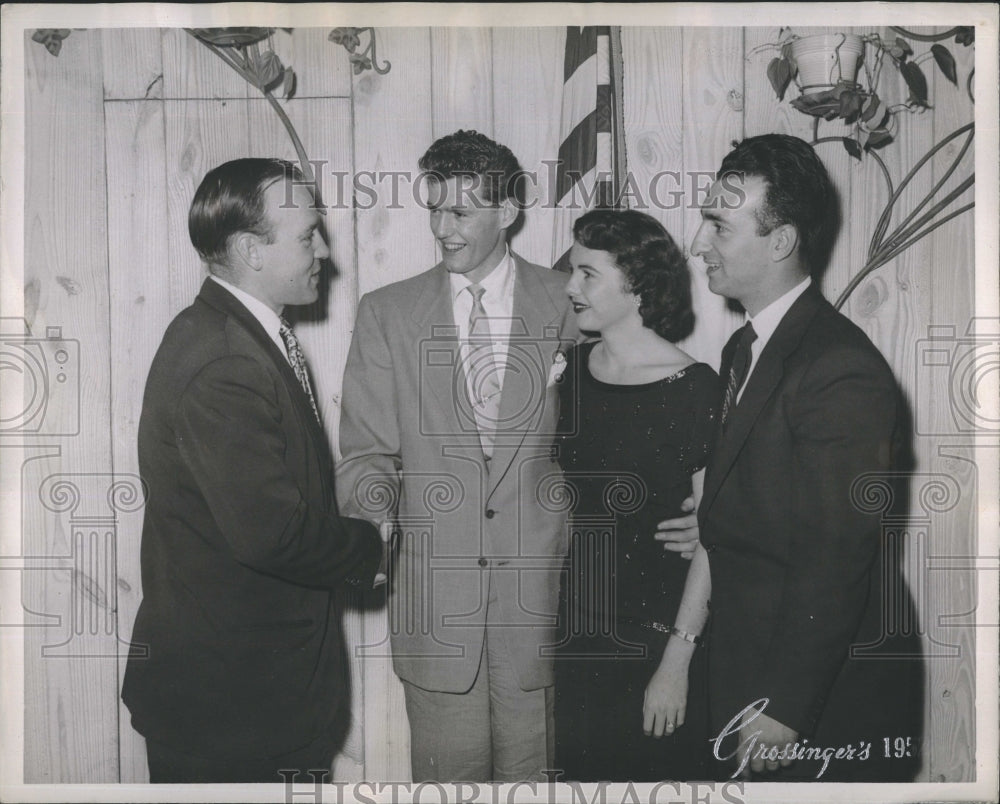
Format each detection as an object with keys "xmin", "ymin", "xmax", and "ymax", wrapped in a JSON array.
[
  {"xmin": 770, "ymin": 223, "xmax": 799, "ymax": 263},
  {"xmin": 230, "ymin": 231, "xmax": 263, "ymax": 272},
  {"xmin": 498, "ymin": 197, "xmax": 519, "ymax": 230}
]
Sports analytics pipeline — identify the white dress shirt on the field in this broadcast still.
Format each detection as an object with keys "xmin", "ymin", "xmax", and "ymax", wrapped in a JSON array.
[
  {"xmin": 738, "ymin": 276, "xmax": 811, "ymax": 403},
  {"xmin": 449, "ymin": 249, "xmax": 516, "ymax": 397},
  {"xmin": 209, "ymin": 274, "xmax": 290, "ymax": 363}
]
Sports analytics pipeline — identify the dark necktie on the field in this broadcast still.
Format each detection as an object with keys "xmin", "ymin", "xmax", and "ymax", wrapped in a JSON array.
[
  {"xmin": 467, "ymin": 284, "xmax": 502, "ymax": 460},
  {"xmin": 721, "ymin": 322, "xmax": 757, "ymax": 427},
  {"xmin": 279, "ymin": 318, "xmax": 321, "ymax": 425}
]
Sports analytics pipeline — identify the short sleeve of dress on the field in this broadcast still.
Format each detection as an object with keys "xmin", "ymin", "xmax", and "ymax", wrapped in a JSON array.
[{"xmin": 683, "ymin": 365, "xmax": 722, "ymax": 475}]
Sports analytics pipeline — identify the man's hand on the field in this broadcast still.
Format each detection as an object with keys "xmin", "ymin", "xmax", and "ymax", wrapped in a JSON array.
[
  {"xmin": 654, "ymin": 496, "xmax": 699, "ymax": 559},
  {"xmin": 741, "ymin": 711, "xmax": 798, "ymax": 776}
]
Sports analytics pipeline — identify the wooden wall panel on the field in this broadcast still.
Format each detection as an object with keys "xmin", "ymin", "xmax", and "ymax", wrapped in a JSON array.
[
  {"xmin": 492, "ymin": 27, "xmax": 565, "ymax": 268},
  {"xmin": 22, "ymin": 28, "xmax": 118, "ymax": 783},
  {"xmin": 925, "ymin": 34, "xmax": 977, "ymax": 784},
  {"xmin": 431, "ymin": 28, "xmax": 494, "ymax": 139},
  {"xmin": 103, "ymin": 98, "xmax": 173, "ymax": 784},
  {"xmin": 350, "ymin": 26, "xmax": 434, "ymax": 782},
  {"xmin": 679, "ymin": 27, "xmax": 746, "ymax": 369},
  {"xmin": 352, "ymin": 27, "xmax": 435, "ymax": 297},
  {"xmin": 161, "ymin": 28, "xmax": 248, "ymax": 100},
  {"xmin": 621, "ymin": 28, "xmax": 685, "ymax": 277},
  {"xmin": 101, "ymin": 28, "xmax": 163, "ymax": 100},
  {"xmin": 271, "ymin": 27, "xmax": 352, "ymax": 99}
]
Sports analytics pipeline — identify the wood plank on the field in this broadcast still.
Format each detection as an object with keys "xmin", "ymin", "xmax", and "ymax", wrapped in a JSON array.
[
  {"xmin": 22, "ymin": 26, "xmax": 119, "ymax": 783},
  {"xmin": 620, "ymin": 28, "xmax": 686, "ymax": 277},
  {"xmin": 353, "ymin": 27, "xmax": 435, "ymax": 297},
  {"xmin": 163, "ymin": 99, "xmax": 251, "ymax": 314},
  {"xmin": 925, "ymin": 32, "xmax": 977, "ymax": 784},
  {"xmin": 431, "ymin": 28, "xmax": 494, "ymax": 139},
  {"xmin": 680, "ymin": 27, "xmax": 745, "ymax": 369},
  {"xmin": 101, "ymin": 28, "xmax": 163, "ymax": 100},
  {"xmin": 350, "ymin": 26, "xmax": 434, "ymax": 780},
  {"xmin": 161, "ymin": 27, "xmax": 249, "ymax": 100},
  {"xmin": 104, "ymin": 98, "xmax": 174, "ymax": 784},
  {"xmin": 492, "ymin": 26, "xmax": 564, "ymax": 269},
  {"xmin": 270, "ymin": 26, "xmax": 352, "ymax": 99}
]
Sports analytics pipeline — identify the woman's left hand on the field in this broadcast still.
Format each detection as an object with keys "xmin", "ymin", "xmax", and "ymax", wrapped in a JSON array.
[{"xmin": 643, "ymin": 665, "xmax": 688, "ymax": 738}]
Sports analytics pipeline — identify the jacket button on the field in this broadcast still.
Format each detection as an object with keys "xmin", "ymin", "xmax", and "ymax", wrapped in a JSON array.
[
  {"xmin": 485, "ymin": 509, "xmax": 496, "ymax": 519},
  {"xmin": 478, "ymin": 557, "xmax": 488, "ymax": 567}
]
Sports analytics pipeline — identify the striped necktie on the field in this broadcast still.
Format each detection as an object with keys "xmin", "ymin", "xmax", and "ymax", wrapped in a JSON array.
[
  {"xmin": 467, "ymin": 284, "xmax": 502, "ymax": 461},
  {"xmin": 279, "ymin": 318, "xmax": 321, "ymax": 425},
  {"xmin": 721, "ymin": 322, "xmax": 757, "ymax": 428}
]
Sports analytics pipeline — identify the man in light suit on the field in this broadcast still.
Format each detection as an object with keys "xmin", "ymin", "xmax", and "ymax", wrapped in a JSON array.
[
  {"xmin": 338, "ymin": 130, "xmax": 579, "ymax": 782},
  {"xmin": 660, "ymin": 134, "xmax": 921, "ymax": 781},
  {"xmin": 122, "ymin": 159, "xmax": 384, "ymax": 783}
]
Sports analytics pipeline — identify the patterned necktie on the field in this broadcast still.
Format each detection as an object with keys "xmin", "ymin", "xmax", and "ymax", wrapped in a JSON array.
[
  {"xmin": 721, "ymin": 322, "xmax": 757, "ymax": 428},
  {"xmin": 467, "ymin": 284, "xmax": 502, "ymax": 460},
  {"xmin": 279, "ymin": 318, "xmax": 321, "ymax": 425}
]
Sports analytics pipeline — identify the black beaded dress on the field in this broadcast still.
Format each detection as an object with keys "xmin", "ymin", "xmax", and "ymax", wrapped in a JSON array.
[{"xmin": 553, "ymin": 341, "xmax": 720, "ymax": 782}]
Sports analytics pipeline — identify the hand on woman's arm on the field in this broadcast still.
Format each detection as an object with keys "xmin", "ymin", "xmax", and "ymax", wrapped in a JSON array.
[{"xmin": 643, "ymin": 469, "xmax": 711, "ymax": 737}]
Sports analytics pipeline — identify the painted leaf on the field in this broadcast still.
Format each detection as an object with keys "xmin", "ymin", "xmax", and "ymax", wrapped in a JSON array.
[
  {"xmin": 955, "ymin": 27, "xmax": 974, "ymax": 46},
  {"xmin": 838, "ymin": 90, "xmax": 863, "ymax": 124},
  {"xmin": 255, "ymin": 50, "xmax": 285, "ymax": 91},
  {"xmin": 895, "ymin": 37, "xmax": 913, "ymax": 57},
  {"xmin": 900, "ymin": 61, "xmax": 928, "ymax": 105},
  {"xmin": 860, "ymin": 92, "xmax": 881, "ymax": 123},
  {"xmin": 931, "ymin": 44, "xmax": 958, "ymax": 85},
  {"xmin": 842, "ymin": 137, "xmax": 863, "ymax": 161},
  {"xmin": 767, "ymin": 57, "xmax": 793, "ymax": 101},
  {"xmin": 865, "ymin": 130, "xmax": 894, "ymax": 150},
  {"xmin": 282, "ymin": 67, "xmax": 297, "ymax": 100}
]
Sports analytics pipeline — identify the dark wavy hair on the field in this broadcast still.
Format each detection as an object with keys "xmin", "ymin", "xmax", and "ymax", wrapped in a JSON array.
[
  {"xmin": 418, "ymin": 130, "xmax": 525, "ymax": 209},
  {"xmin": 573, "ymin": 209, "xmax": 694, "ymax": 342},
  {"xmin": 188, "ymin": 158, "xmax": 306, "ymax": 268},
  {"xmin": 719, "ymin": 134, "xmax": 839, "ymax": 274}
]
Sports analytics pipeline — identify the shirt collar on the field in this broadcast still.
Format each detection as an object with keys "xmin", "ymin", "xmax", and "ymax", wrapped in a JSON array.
[
  {"xmin": 449, "ymin": 247, "xmax": 515, "ymax": 302},
  {"xmin": 747, "ymin": 276, "xmax": 811, "ymax": 345},
  {"xmin": 209, "ymin": 274, "xmax": 285, "ymax": 342}
]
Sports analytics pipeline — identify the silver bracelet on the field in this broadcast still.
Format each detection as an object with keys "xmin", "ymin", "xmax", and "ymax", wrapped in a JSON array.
[{"xmin": 668, "ymin": 625, "xmax": 703, "ymax": 646}]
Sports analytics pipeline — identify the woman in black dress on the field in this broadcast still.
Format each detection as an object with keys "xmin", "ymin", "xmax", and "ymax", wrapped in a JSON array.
[{"xmin": 553, "ymin": 209, "xmax": 719, "ymax": 782}]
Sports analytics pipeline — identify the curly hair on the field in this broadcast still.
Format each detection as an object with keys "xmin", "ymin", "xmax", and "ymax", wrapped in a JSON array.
[
  {"xmin": 418, "ymin": 129, "xmax": 525, "ymax": 208},
  {"xmin": 189, "ymin": 158, "xmax": 306, "ymax": 267},
  {"xmin": 573, "ymin": 209, "xmax": 694, "ymax": 342},
  {"xmin": 719, "ymin": 134, "xmax": 839, "ymax": 274}
]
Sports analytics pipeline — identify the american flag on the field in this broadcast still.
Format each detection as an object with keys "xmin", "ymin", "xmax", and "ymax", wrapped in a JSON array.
[{"xmin": 551, "ymin": 26, "xmax": 627, "ymax": 273}]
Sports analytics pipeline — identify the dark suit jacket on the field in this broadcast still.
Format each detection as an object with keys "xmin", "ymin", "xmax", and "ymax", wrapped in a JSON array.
[
  {"xmin": 700, "ymin": 285, "xmax": 921, "ymax": 781},
  {"xmin": 122, "ymin": 278, "xmax": 382, "ymax": 761}
]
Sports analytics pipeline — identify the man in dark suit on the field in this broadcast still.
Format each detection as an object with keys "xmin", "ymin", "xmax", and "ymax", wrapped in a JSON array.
[
  {"xmin": 660, "ymin": 134, "xmax": 920, "ymax": 781},
  {"xmin": 121, "ymin": 158, "xmax": 384, "ymax": 783}
]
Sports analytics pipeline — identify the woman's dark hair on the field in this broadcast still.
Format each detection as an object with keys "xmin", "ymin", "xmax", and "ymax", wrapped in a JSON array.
[
  {"xmin": 573, "ymin": 209, "xmax": 694, "ymax": 342},
  {"xmin": 188, "ymin": 158, "xmax": 306, "ymax": 267}
]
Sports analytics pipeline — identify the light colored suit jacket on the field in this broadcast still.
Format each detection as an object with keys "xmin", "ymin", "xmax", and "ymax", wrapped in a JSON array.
[{"xmin": 338, "ymin": 255, "xmax": 579, "ymax": 693}]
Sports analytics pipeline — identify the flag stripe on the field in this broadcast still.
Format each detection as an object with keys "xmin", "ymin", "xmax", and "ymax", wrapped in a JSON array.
[{"xmin": 564, "ymin": 26, "xmax": 599, "ymax": 79}]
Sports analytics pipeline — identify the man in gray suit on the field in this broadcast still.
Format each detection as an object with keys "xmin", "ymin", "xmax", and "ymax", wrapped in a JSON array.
[{"xmin": 338, "ymin": 130, "xmax": 578, "ymax": 781}]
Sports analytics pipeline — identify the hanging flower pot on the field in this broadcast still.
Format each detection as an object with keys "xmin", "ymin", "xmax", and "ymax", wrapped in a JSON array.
[{"xmin": 790, "ymin": 33, "xmax": 864, "ymax": 91}]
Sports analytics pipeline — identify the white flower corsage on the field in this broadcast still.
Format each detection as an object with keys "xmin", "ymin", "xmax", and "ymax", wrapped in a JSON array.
[{"xmin": 546, "ymin": 349, "xmax": 568, "ymax": 387}]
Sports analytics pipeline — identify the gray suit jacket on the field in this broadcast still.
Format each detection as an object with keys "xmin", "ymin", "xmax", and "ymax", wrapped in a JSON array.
[{"xmin": 338, "ymin": 255, "xmax": 580, "ymax": 692}]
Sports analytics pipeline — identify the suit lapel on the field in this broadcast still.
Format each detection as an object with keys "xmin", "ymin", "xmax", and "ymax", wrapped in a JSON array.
[
  {"xmin": 410, "ymin": 266, "xmax": 479, "ymax": 440},
  {"xmin": 197, "ymin": 279, "xmax": 330, "ymax": 460},
  {"xmin": 700, "ymin": 286, "xmax": 825, "ymax": 517},
  {"xmin": 486, "ymin": 257, "xmax": 564, "ymax": 493}
]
